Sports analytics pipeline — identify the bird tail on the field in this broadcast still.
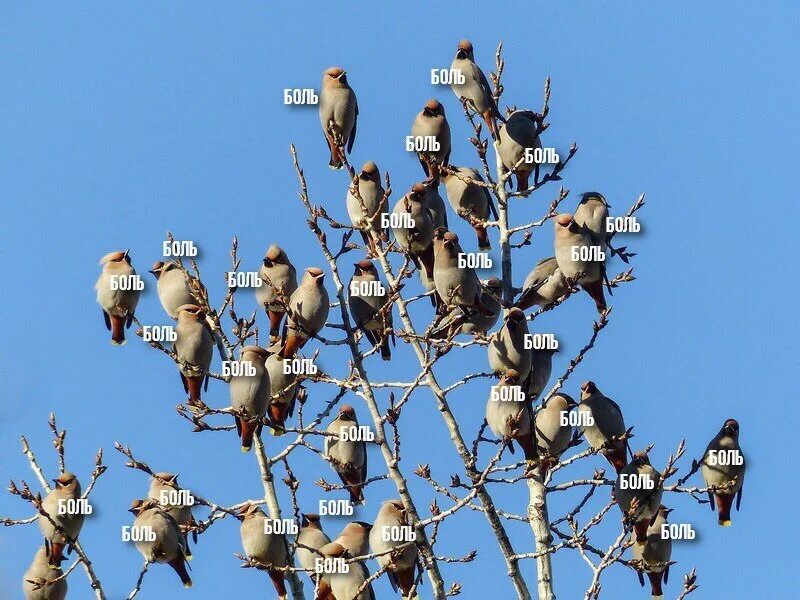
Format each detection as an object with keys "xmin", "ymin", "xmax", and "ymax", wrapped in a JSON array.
[
  {"xmin": 715, "ymin": 493, "xmax": 735, "ymax": 527},
  {"xmin": 606, "ymin": 442, "xmax": 628, "ymax": 474},
  {"xmin": 239, "ymin": 418, "xmax": 259, "ymax": 453},
  {"xmin": 269, "ymin": 402, "xmax": 289, "ymax": 436},
  {"xmin": 184, "ymin": 375, "xmax": 204, "ymax": 405},
  {"xmin": 47, "ymin": 542, "xmax": 66, "ymax": 567},
  {"xmin": 634, "ymin": 520, "xmax": 649, "ymax": 545},
  {"xmin": 395, "ymin": 567, "xmax": 418, "ymax": 598},
  {"xmin": 268, "ymin": 310, "xmax": 285, "ymax": 341},
  {"xmin": 518, "ymin": 433, "xmax": 538, "ymax": 462},
  {"xmin": 109, "ymin": 314, "xmax": 127, "ymax": 345},
  {"xmin": 474, "ymin": 224, "xmax": 491, "ymax": 250},
  {"xmin": 582, "ymin": 280, "xmax": 607, "ymax": 313},
  {"xmin": 417, "ymin": 245, "xmax": 435, "ymax": 280},
  {"xmin": 379, "ymin": 335, "xmax": 392, "ymax": 361},
  {"xmin": 516, "ymin": 170, "xmax": 530, "ymax": 193},
  {"xmin": 326, "ymin": 134, "xmax": 344, "ymax": 169},
  {"xmin": 647, "ymin": 571, "xmax": 664, "ymax": 598},
  {"xmin": 269, "ymin": 569, "xmax": 287, "ymax": 598},
  {"xmin": 279, "ymin": 333, "xmax": 304, "ymax": 360},
  {"xmin": 168, "ymin": 557, "xmax": 192, "ymax": 588}
]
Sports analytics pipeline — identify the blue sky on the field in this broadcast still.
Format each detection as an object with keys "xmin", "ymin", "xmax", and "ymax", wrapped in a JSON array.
[{"xmin": 1, "ymin": 2, "xmax": 796, "ymax": 598}]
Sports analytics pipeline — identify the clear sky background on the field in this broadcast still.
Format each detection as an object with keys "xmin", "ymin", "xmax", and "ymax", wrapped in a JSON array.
[{"xmin": 1, "ymin": 2, "xmax": 796, "ymax": 599}]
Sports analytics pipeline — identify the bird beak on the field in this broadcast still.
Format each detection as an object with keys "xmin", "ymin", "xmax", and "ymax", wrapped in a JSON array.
[
  {"xmin": 663, "ymin": 508, "xmax": 674, "ymax": 516},
  {"xmin": 123, "ymin": 249, "xmax": 130, "ymax": 260}
]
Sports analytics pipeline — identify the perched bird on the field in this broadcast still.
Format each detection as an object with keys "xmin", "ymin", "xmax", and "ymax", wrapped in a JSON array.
[
  {"xmin": 573, "ymin": 192, "xmax": 610, "ymax": 246},
  {"xmin": 432, "ymin": 230, "xmax": 490, "ymax": 316},
  {"xmin": 256, "ymin": 245, "xmax": 298, "ymax": 344},
  {"xmin": 441, "ymin": 167, "xmax": 497, "ymax": 250},
  {"xmin": 280, "ymin": 267, "xmax": 330, "ymax": 360},
  {"xmin": 632, "ymin": 505, "xmax": 673, "ymax": 600},
  {"xmin": 95, "ymin": 250, "xmax": 140, "ymax": 345},
  {"xmin": 450, "ymin": 39, "xmax": 504, "ymax": 138},
  {"xmin": 498, "ymin": 110, "xmax": 542, "ymax": 192},
  {"xmin": 614, "ymin": 451, "xmax": 663, "ymax": 545},
  {"xmin": 23, "ymin": 546, "xmax": 67, "ymax": 600},
  {"xmin": 333, "ymin": 521, "xmax": 372, "ymax": 558},
  {"xmin": 150, "ymin": 260, "xmax": 195, "ymax": 319},
  {"xmin": 369, "ymin": 500, "xmax": 420, "ymax": 598},
  {"xmin": 348, "ymin": 260, "xmax": 394, "ymax": 360},
  {"xmin": 346, "ymin": 161, "xmax": 388, "ymax": 250},
  {"xmin": 324, "ymin": 405, "xmax": 368, "ymax": 504},
  {"xmin": 431, "ymin": 277, "xmax": 502, "ymax": 338},
  {"xmin": 265, "ymin": 353, "xmax": 299, "ymax": 435},
  {"xmin": 230, "ymin": 345, "xmax": 271, "ymax": 452},
  {"xmin": 701, "ymin": 419, "xmax": 746, "ymax": 526},
  {"xmin": 534, "ymin": 392, "xmax": 576, "ymax": 474},
  {"xmin": 486, "ymin": 369, "xmax": 536, "ymax": 460},
  {"xmin": 238, "ymin": 504, "xmax": 290, "ymax": 599},
  {"xmin": 554, "ymin": 213, "xmax": 607, "ymax": 313},
  {"xmin": 174, "ymin": 304, "xmax": 214, "ymax": 406},
  {"xmin": 577, "ymin": 381, "xmax": 628, "ymax": 473},
  {"xmin": 391, "ymin": 183, "xmax": 435, "ymax": 280},
  {"xmin": 320, "ymin": 67, "xmax": 358, "ymax": 169},
  {"xmin": 296, "ymin": 513, "xmax": 331, "ymax": 583},
  {"xmin": 315, "ymin": 541, "xmax": 375, "ymax": 600},
  {"xmin": 410, "ymin": 99, "xmax": 451, "ymax": 178},
  {"xmin": 515, "ymin": 257, "xmax": 570, "ymax": 311},
  {"xmin": 148, "ymin": 472, "xmax": 196, "ymax": 560},
  {"xmin": 39, "ymin": 472, "xmax": 84, "ymax": 567},
  {"xmin": 129, "ymin": 499, "xmax": 192, "ymax": 588},
  {"xmin": 487, "ymin": 307, "xmax": 532, "ymax": 379},
  {"xmin": 528, "ymin": 347, "xmax": 556, "ymax": 401}
]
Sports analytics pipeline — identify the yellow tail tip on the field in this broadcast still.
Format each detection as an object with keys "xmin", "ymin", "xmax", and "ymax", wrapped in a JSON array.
[
  {"xmin": 184, "ymin": 581, "xmax": 193, "ymax": 588},
  {"xmin": 719, "ymin": 519, "xmax": 732, "ymax": 527},
  {"xmin": 111, "ymin": 339, "xmax": 126, "ymax": 346},
  {"xmin": 186, "ymin": 555, "xmax": 193, "ymax": 561},
  {"xmin": 241, "ymin": 446, "xmax": 252, "ymax": 453},
  {"xmin": 271, "ymin": 427, "xmax": 285, "ymax": 437}
]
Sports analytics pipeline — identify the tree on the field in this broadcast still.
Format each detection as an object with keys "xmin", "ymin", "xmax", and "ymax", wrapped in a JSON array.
[{"xmin": 4, "ymin": 41, "xmax": 743, "ymax": 600}]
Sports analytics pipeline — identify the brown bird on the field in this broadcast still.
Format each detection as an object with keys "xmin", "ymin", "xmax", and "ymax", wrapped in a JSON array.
[
  {"xmin": 450, "ymin": 39, "xmax": 505, "ymax": 139},
  {"xmin": 369, "ymin": 500, "xmax": 420, "ymax": 597},
  {"xmin": 554, "ymin": 213, "xmax": 607, "ymax": 313},
  {"xmin": 319, "ymin": 67, "xmax": 358, "ymax": 169},
  {"xmin": 174, "ymin": 304, "xmax": 214, "ymax": 406},
  {"xmin": 701, "ymin": 419, "xmax": 746, "ymax": 526},
  {"xmin": 280, "ymin": 267, "xmax": 330, "ymax": 360},
  {"xmin": 486, "ymin": 370, "xmax": 536, "ymax": 460},
  {"xmin": 441, "ymin": 167, "xmax": 497, "ymax": 250},
  {"xmin": 614, "ymin": 451, "xmax": 663, "ymax": 545},
  {"xmin": 348, "ymin": 260, "xmax": 394, "ymax": 360},
  {"xmin": 129, "ymin": 499, "xmax": 192, "ymax": 587},
  {"xmin": 410, "ymin": 99, "xmax": 451, "ymax": 179},
  {"xmin": 95, "ymin": 250, "xmax": 140, "ymax": 345},
  {"xmin": 577, "ymin": 381, "xmax": 629, "ymax": 473},
  {"xmin": 391, "ymin": 183, "xmax": 436, "ymax": 280},
  {"xmin": 324, "ymin": 405, "xmax": 368, "ymax": 504},
  {"xmin": 256, "ymin": 245, "xmax": 298, "ymax": 344},
  {"xmin": 238, "ymin": 504, "xmax": 290, "ymax": 598}
]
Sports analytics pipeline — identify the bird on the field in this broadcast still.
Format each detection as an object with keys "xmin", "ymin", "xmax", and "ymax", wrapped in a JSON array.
[
  {"xmin": 431, "ymin": 277, "xmax": 502, "ymax": 338},
  {"xmin": 441, "ymin": 166, "xmax": 497, "ymax": 250},
  {"xmin": 573, "ymin": 192, "xmax": 610, "ymax": 246},
  {"xmin": 129, "ymin": 499, "xmax": 192, "ymax": 588},
  {"xmin": 553, "ymin": 213, "xmax": 607, "ymax": 313},
  {"xmin": 410, "ymin": 99, "xmax": 451, "ymax": 178},
  {"xmin": 577, "ymin": 381, "xmax": 628, "ymax": 473},
  {"xmin": 528, "ymin": 347, "xmax": 556, "ymax": 401},
  {"xmin": 423, "ymin": 182, "xmax": 449, "ymax": 230},
  {"xmin": 487, "ymin": 307, "xmax": 532, "ymax": 379},
  {"xmin": 432, "ymin": 230, "xmax": 491, "ymax": 316},
  {"xmin": 149, "ymin": 260, "xmax": 196, "ymax": 319},
  {"xmin": 369, "ymin": 499, "xmax": 420, "ymax": 598},
  {"xmin": 38, "ymin": 472, "xmax": 84, "ymax": 567},
  {"xmin": 23, "ymin": 546, "xmax": 67, "ymax": 600},
  {"xmin": 320, "ymin": 67, "xmax": 358, "ymax": 169},
  {"xmin": 450, "ymin": 39, "xmax": 504, "ymax": 139},
  {"xmin": 174, "ymin": 304, "xmax": 214, "ymax": 406},
  {"xmin": 348, "ymin": 260, "xmax": 394, "ymax": 360},
  {"xmin": 296, "ymin": 513, "xmax": 331, "ymax": 583},
  {"xmin": 391, "ymin": 183, "xmax": 435, "ymax": 280},
  {"xmin": 148, "ymin": 472, "xmax": 196, "ymax": 560},
  {"xmin": 486, "ymin": 369, "xmax": 537, "ymax": 460},
  {"xmin": 315, "ymin": 541, "xmax": 375, "ymax": 600},
  {"xmin": 95, "ymin": 250, "xmax": 140, "ymax": 345},
  {"xmin": 632, "ymin": 505, "xmax": 673, "ymax": 600},
  {"xmin": 256, "ymin": 245, "xmax": 298, "ymax": 344},
  {"xmin": 534, "ymin": 392, "xmax": 576, "ymax": 474},
  {"xmin": 614, "ymin": 451, "xmax": 663, "ymax": 545},
  {"xmin": 324, "ymin": 405, "xmax": 368, "ymax": 504},
  {"xmin": 515, "ymin": 257, "xmax": 570, "ymax": 311},
  {"xmin": 230, "ymin": 345, "xmax": 271, "ymax": 452},
  {"xmin": 280, "ymin": 267, "xmax": 330, "ymax": 360},
  {"xmin": 265, "ymin": 352, "xmax": 299, "ymax": 435},
  {"xmin": 238, "ymin": 504, "xmax": 290, "ymax": 599},
  {"xmin": 701, "ymin": 419, "xmax": 746, "ymax": 526},
  {"xmin": 497, "ymin": 110, "xmax": 542, "ymax": 192},
  {"xmin": 346, "ymin": 161, "xmax": 388, "ymax": 251}
]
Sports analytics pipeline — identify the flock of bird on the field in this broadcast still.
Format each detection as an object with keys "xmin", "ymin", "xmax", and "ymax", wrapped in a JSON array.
[{"xmin": 23, "ymin": 39, "xmax": 745, "ymax": 600}]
